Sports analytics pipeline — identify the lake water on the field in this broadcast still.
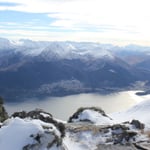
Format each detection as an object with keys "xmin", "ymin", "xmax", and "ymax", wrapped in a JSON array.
[{"xmin": 5, "ymin": 91, "xmax": 141, "ymax": 121}]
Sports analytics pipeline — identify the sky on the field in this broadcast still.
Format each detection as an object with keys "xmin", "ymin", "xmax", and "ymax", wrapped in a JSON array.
[{"xmin": 0, "ymin": 0, "xmax": 150, "ymax": 46}]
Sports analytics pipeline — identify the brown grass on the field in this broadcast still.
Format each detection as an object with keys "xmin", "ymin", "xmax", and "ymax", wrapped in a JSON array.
[{"xmin": 143, "ymin": 130, "xmax": 150, "ymax": 139}]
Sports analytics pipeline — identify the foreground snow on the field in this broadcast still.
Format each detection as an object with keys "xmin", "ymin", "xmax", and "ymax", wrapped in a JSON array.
[
  {"xmin": 0, "ymin": 117, "xmax": 63, "ymax": 150},
  {"xmin": 0, "ymin": 93, "xmax": 150, "ymax": 150},
  {"xmin": 64, "ymin": 93, "xmax": 150, "ymax": 149},
  {"xmin": 110, "ymin": 99, "xmax": 150, "ymax": 128},
  {"xmin": 64, "ymin": 98, "xmax": 150, "ymax": 149}
]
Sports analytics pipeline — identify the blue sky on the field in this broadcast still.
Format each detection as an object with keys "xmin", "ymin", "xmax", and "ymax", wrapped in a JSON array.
[{"xmin": 0, "ymin": 0, "xmax": 150, "ymax": 46}]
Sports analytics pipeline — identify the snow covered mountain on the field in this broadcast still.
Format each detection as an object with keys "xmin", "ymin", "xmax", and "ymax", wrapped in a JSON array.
[
  {"xmin": 0, "ymin": 38, "xmax": 150, "ymax": 101},
  {"xmin": 0, "ymin": 38, "xmax": 114, "ymax": 58},
  {"xmin": 111, "ymin": 98, "xmax": 150, "ymax": 126}
]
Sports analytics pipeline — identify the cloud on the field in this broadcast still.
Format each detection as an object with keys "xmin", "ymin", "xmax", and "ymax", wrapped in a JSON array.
[
  {"xmin": 0, "ymin": 0, "xmax": 147, "ymax": 26},
  {"xmin": 0, "ymin": 27, "xmax": 146, "ymax": 45},
  {"xmin": 1, "ymin": 0, "xmax": 150, "ymax": 45},
  {"xmin": 0, "ymin": 2, "xmax": 21, "ymax": 7}
]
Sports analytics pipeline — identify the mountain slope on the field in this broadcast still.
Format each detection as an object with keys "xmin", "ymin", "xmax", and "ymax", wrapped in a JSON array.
[
  {"xmin": 0, "ymin": 38, "xmax": 150, "ymax": 101},
  {"xmin": 0, "ymin": 57, "xmax": 138, "ymax": 101},
  {"xmin": 110, "ymin": 99, "xmax": 150, "ymax": 126}
]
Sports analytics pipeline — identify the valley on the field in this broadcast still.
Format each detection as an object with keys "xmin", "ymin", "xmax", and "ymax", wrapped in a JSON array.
[{"xmin": 0, "ymin": 38, "xmax": 150, "ymax": 102}]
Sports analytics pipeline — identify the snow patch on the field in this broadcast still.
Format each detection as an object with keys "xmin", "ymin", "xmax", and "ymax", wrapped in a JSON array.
[
  {"xmin": 0, "ymin": 118, "xmax": 42, "ymax": 150},
  {"xmin": 109, "ymin": 69, "xmax": 116, "ymax": 73},
  {"xmin": 110, "ymin": 99, "xmax": 150, "ymax": 128},
  {"xmin": 72, "ymin": 109, "xmax": 113, "ymax": 125},
  {"xmin": 0, "ymin": 117, "xmax": 61, "ymax": 150}
]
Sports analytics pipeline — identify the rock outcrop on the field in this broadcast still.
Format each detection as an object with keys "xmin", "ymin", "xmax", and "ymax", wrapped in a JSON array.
[
  {"xmin": 0, "ymin": 109, "xmax": 66, "ymax": 150},
  {"xmin": 12, "ymin": 109, "xmax": 65, "ymax": 138},
  {"xmin": 0, "ymin": 96, "xmax": 8, "ymax": 122},
  {"xmin": 65, "ymin": 120, "xmax": 150, "ymax": 149},
  {"xmin": 68, "ymin": 107, "xmax": 113, "ymax": 125},
  {"xmin": 65, "ymin": 107, "xmax": 150, "ymax": 150},
  {"xmin": 0, "ymin": 106, "xmax": 150, "ymax": 150}
]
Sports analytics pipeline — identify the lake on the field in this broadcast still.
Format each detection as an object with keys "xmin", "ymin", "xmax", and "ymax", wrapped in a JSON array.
[{"xmin": 5, "ymin": 91, "xmax": 142, "ymax": 121}]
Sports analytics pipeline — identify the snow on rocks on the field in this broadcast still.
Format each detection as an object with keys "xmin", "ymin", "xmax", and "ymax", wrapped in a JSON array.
[
  {"xmin": 1, "ymin": 102, "xmax": 150, "ymax": 150},
  {"xmin": 0, "ymin": 118, "xmax": 65, "ymax": 150},
  {"xmin": 0, "ymin": 109, "xmax": 66, "ymax": 150},
  {"xmin": 65, "ymin": 106, "xmax": 150, "ymax": 149},
  {"xmin": 65, "ymin": 120, "xmax": 149, "ymax": 150},
  {"xmin": 68, "ymin": 107, "xmax": 113, "ymax": 125},
  {"xmin": 11, "ymin": 108, "xmax": 65, "ymax": 138}
]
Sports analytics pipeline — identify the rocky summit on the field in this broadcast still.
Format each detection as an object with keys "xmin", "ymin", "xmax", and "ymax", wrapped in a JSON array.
[{"xmin": 0, "ymin": 105, "xmax": 150, "ymax": 150}]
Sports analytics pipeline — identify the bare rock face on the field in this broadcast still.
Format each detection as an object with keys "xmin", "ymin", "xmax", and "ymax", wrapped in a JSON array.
[
  {"xmin": 12, "ymin": 109, "xmax": 53, "ymax": 121},
  {"xmin": 130, "ymin": 120, "xmax": 145, "ymax": 130},
  {"xmin": 110, "ymin": 123, "xmax": 138, "ymax": 145},
  {"xmin": 22, "ymin": 130, "xmax": 65, "ymax": 150},
  {"xmin": 0, "ymin": 96, "xmax": 8, "ymax": 122}
]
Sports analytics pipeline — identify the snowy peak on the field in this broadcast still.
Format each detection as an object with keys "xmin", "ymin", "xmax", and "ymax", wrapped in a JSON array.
[
  {"xmin": 0, "ymin": 38, "xmax": 114, "ymax": 60},
  {"xmin": 38, "ymin": 41, "xmax": 115, "ymax": 60},
  {"xmin": 0, "ymin": 38, "xmax": 15, "ymax": 50},
  {"xmin": 40, "ymin": 42, "xmax": 76, "ymax": 60},
  {"xmin": 2, "ymin": 37, "xmax": 150, "ymax": 63},
  {"xmin": 1, "ymin": 37, "xmax": 150, "ymax": 101}
]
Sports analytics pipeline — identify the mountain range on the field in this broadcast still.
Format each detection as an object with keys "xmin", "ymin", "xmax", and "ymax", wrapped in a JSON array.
[{"xmin": 0, "ymin": 38, "xmax": 150, "ymax": 101}]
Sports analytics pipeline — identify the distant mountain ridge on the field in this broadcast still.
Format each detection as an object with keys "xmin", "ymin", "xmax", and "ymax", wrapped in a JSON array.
[{"xmin": 0, "ymin": 38, "xmax": 150, "ymax": 101}]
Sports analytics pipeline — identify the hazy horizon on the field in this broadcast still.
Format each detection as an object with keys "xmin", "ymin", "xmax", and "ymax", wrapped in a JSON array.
[{"xmin": 2, "ymin": 37, "xmax": 150, "ymax": 48}]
